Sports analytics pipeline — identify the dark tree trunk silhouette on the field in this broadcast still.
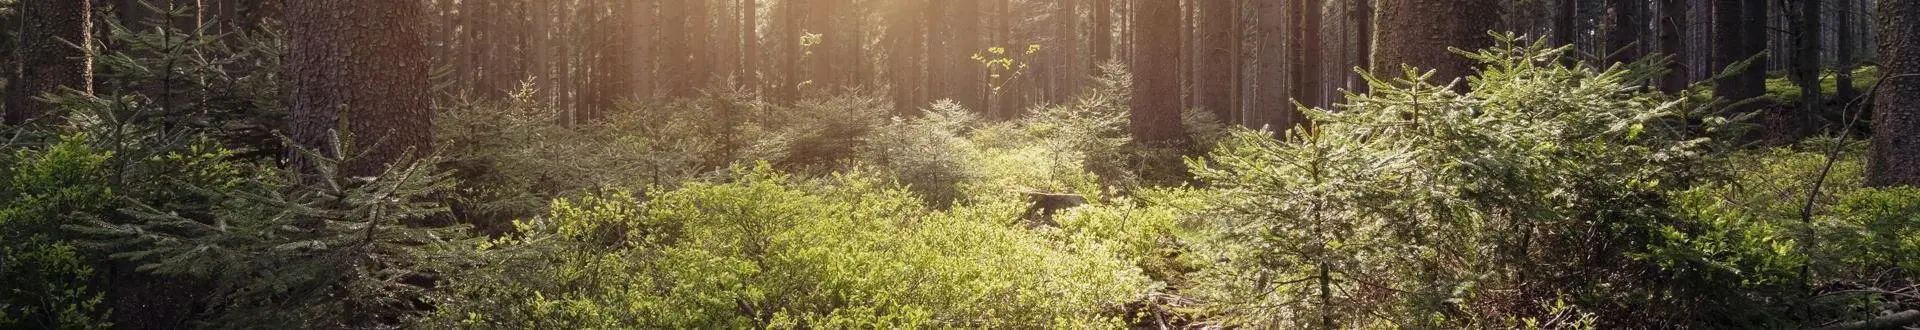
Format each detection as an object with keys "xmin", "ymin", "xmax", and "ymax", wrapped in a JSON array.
[
  {"xmin": 1293, "ymin": 0, "xmax": 1325, "ymax": 108},
  {"xmin": 1659, "ymin": 0, "xmax": 1690, "ymax": 93},
  {"xmin": 1605, "ymin": 0, "xmax": 1647, "ymax": 63},
  {"xmin": 1092, "ymin": 0, "xmax": 1112, "ymax": 64},
  {"xmin": 1787, "ymin": 0, "xmax": 1822, "ymax": 140},
  {"xmin": 5, "ymin": 0, "xmax": 92, "ymax": 125},
  {"xmin": 1834, "ymin": 0, "xmax": 1857, "ymax": 106},
  {"xmin": 1867, "ymin": 0, "xmax": 1920, "ymax": 187},
  {"xmin": 1713, "ymin": 0, "xmax": 1767, "ymax": 116},
  {"xmin": 1195, "ymin": 0, "xmax": 1235, "ymax": 122},
  {"xmin": 1130, "ymin": 0, "xmax": 1185, "ymax": 146},
  {"xmin": 286, "ymin": 0, "xmax": 432, "ymax": 177},
  {"xmin": 1372, "ymin": 0, "xmax": 1499, "ymax": 89}
]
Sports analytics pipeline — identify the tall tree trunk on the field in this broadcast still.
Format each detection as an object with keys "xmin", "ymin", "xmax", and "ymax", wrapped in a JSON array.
[
  {"xmin": 1293, "ymin": 0, "xmax": 1326, "ymax": 108},
  {"xmin": 1554, "ymin": 0, "xmax": 1578, "ymax": 47},
  {"xmin": 1605, "ymin": 0, "xmax": 1647, "ymax": 64},
  {"xmin": 887, "ymin": 0, "xmax": 924, "ymax": 114},
  {"xmin": 1252, "ymin": 0, "xmax": 1302, "ymax": 131},
  {"xmin": 1659, "ymin": 0, "xmax": 1690, "ymax": 93},
  {"xmin": 5, "ymin": 0, "xmax": 92, "ymax": 125},
  {"xmin": 1351, "ymin": 0, "xmax": 1372, "ymax": 96},
  {"xmin": 1788, "ymin": 0, "xmax": 1822, "ymax": 140},
  {"xmin": 1130, "ymin": 0, "xmax": 1184, "ymax": 146},
  {"xmin": 804, "ymin": 0, "xmax": 833, "ymax": 89},
  {"xmin": 285, "ymin": 0, "xmax": 432, "ymax": 177},
  {"xmin": 1713, "ymin": 0, "xmax": 1767, "ymax": 116},
  {"xmin": 742, "ymin": 0, "xmax": 758, "ymax": 93},
  {"xmin": 1866, "ymin": 0, "xmax": 1920, "ymax": 187},
  {"xmin": 1195, "ymin": 0, "xmax": 1235, "ymax": 122},
  {"xmin": 1834, "ymin": 0, "xmax": 1857, "ymax": 106},
  {"xmin": 1372, "ymin": 0, "xmax": 1500, "ymax": 89},
  {"xmin": 1058, "ymin": 0, "xmax": 1080, "ymax": 101},
  {"xmin": 1092, "ymin": 0, "xmax": 1112, "ymax": 64}
]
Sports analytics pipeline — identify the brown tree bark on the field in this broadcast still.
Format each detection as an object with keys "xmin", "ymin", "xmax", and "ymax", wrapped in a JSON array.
[
  {"xmin": 285, "ymin": 0, "xmax": 432, "ymax": 177},
  {"xmin": 1713, "ymin": 0, "xmax": 1767, "ymax": 116},
  {"xmin": 887, "ymin": 0, "xmax": 925, "ymax": 114},
  {"xmin": 743, "ymin": 0, "xmax": 759, "ymax": 93},
  {"xmin": 1092, "ymin": 0, "xmax": 1112, "ymax": 64},
  {"xmin": 1195, "ymin": 0, "xmax": 1235, "ymax": 123},
  {"xmin": 5, "ymin": 0, "xmax": 92, "ymax": 125},
  {"xmin": 1605, "ymin": 0, "xmax": 1647, "ymax": 63},
  {"xmin": 1659, "ymin": 0, "xmax": 1690, "ymax": 93},
  {"xmin": 1554, "ymin": 0, "xmax": 1578, "ymax": 47},
  {"xmin": 1293, "ymin": 0, "xmax": 1326, "ymax": 108},
  {"xmin": 1788, "ymin": 0, "xmax": 1823, "ymax": 139},
  {"xmin": 1834, "ymin": 0, "xmax": 1857, "ymax": 106},
  {"xmin": 1371, "ymin": 0, "xmax": 1499, "ymax": 89},
  {"xmin": 1251, "ymin": 0, "xmax": 1301, "ymax": 131},
  {"xmin": 1867, "ymin": 0, "xmax": 1920, "ymax": 187},
  {"xmin": 1130, "ymin": 0, "xmax": 1185, "ymax": 146}
]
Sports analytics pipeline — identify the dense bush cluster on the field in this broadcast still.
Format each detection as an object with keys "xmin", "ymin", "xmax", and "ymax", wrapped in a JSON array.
[{"xmin": 3, "ymin": 29, "xmax": 1915, "ymax": 329}]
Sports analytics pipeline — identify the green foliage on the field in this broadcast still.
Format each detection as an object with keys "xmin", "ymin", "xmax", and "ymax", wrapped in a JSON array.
[
  {"xmin": 430, "ymin": 165, "xmax": 1152, "ymax": 328},
  {"xmin": 71, "ymin": 136, "xmax": 481, "ymax": 328},
  {"xmin": 0, "ymin": 134, "xmax": 114, "ymax": 329},
  {"xmin": 1190, "ymin": 34, "xmax": 1732, "ymax": 328}
]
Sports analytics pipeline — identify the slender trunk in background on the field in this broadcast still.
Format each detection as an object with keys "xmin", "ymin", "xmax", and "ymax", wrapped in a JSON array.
[
  {"xmin": 1092, "ymin": 0, "xmax": 1112, "ymax": 64},
  {"xmin": 1788, "ymin": 0, "xmax": 1823, "ymax": 140},
  {"xmin": 689, "ymin": 0, "xmax": 712, "ymax": 94},
  {"xmin": 1372, "ymin": 0, "xmax": 1500, "ymax": 90},
  {"xmin": 5, "ymin": 0, "xmax": 92, "ymax": 125},
  {"xmin": 1058, "ymin": 0, "xmax": 1080, "ymax": 101},
  {"xmin": 1659, "ymin": 0, "xmax": 1690, "ymax": 93},
  {"xmin": 1834, "ymin": 0, "xmax": 1857, "ymax": 106},
  {"xmin": 923, "ymin": 0, "xmax": 941, "ymax": 106},
  {"xmin": 1252, "ymin": 0, "xmax": 1299, "ymax": 131},
  {"xmin": 285, "ymin": 0, "xmax": 432, "ymax": 177},
  {"xmin": 946, "ymin": 1, "xmax": 983, "ymax": 111},
  {"xmin": 1712, "ymin": 0, "xmax": 1766, "ymax": 117},
  {"xmin": 1605, "ymin": 0, "xmax": 1647, "ymax": 64},
  {"xmin": 1867, "ymin": 0, "xmax": 1920, "ymax": 187},
  {"xmin": 1351, "ymin": 0, "xmax": 1372, "ymax": 96},
  {"xmin": 742, "ymin": 0, "xmax": 758, "ymax": 93},
  {"xmin": 887, "ymin": 0, "xmax": 923, "ymax": 114},
  {"xmin": 998, "ymin": 0, "xmax": 1017, "ymax": 119},
  {"xmin": 783, "ymin": 0, "xmax": 801, "ymax": 101},
  {"xmin": 805, "ymin": 0, "xmax": 833, "ymax": 89},
  {"xmin": 1130, "ymin": 0, "xmax": 1185, "ymax": 146},
  {"xmin": 1293, "ymin": 0, "xmax": 1325, "ymax": 108},
  {"xmin": 1196, "ymin": 0, "xmax": 1235, "ymax": 123},
  {"xmin": 1554, "ymin": 0, "xmax": 1577, "ymax": 47}
]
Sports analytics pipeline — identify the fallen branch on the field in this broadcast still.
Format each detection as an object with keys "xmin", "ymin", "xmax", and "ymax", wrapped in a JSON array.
[{"xmin": 1813, "ymin": 310, "xmax": 1920, "ymax": 330}]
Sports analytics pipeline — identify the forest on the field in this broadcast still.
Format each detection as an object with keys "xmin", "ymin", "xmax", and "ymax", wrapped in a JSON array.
[{"xmin": 0, "ymin": 0, "xmax": 1917, "ymax": 328}]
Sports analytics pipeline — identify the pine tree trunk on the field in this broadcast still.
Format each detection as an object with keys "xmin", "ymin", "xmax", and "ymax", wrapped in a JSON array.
[
  {"xmin": 1783, "ymin": 0, "xmax": 1823, "ymax": 142},
  {"xmin": 1605, "ymin": 0, "xmax": 1647, "ymax": 64},
  {"xmin": 1834, "ymin": 0, "xmax": 1857, "ymax": 106},
  {"xmin": 1713, "ymin": 0, "xmax": 1767, "ymax": 116},
  {"xmin": 1371, "ymin": 0, "xmax": 1498, "ymax": 89},
  {"xmin": 1659, "ymin": 0, "xmax": 1690, "ymax": 93},
  {"xmin": 5, "ymin": 0, "xmax": 92, "ymax": 125},
  {"xmin": 1130, "ymin": 0, "xmax": 1185, "ymax": 146},
  {"xmin": 1866, "ymin": 0, "xmax": 1920, "ymax": 187},
  {"xmin": 286, "ymin": 0, "xmax": 432, "ymax": 177},
  {"xmin": 1092, "ymin": 0, "xmax": 1112, "ymax": 64},
  {"xmin": 1195, "ymin": 0, "xmax": 1235, "ymax": 123},
  {"xmin": 742, "ymin": 0, "xmax": 758, "ymax": 93},
  {"xmin": 1554, "ymin": 0, "xmax": 1578, "ymax": 47},
  {"xmin": 887, "ymin": 0, "xmax": 922, "ymax": 114},
  {"xmin": 1293, "ymin": 0, "xmax": 1325, "ymax": 108},
  {"xmin": 1252, "ymin": 0, "xmax": 1299, "ymax": 131}
]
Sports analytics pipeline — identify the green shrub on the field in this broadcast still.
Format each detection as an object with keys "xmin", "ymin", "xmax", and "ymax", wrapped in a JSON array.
[
  {"xmin": 431, "ymin": 165, "xmax": 1152, "ymax": 328},
  {"xmin": 1189, "ymin": 34, "xmax": 1732, "ymax": 328},
  {"xmin": 0, "ymin": 134, "xmax": 115, "ymax": 329}
]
